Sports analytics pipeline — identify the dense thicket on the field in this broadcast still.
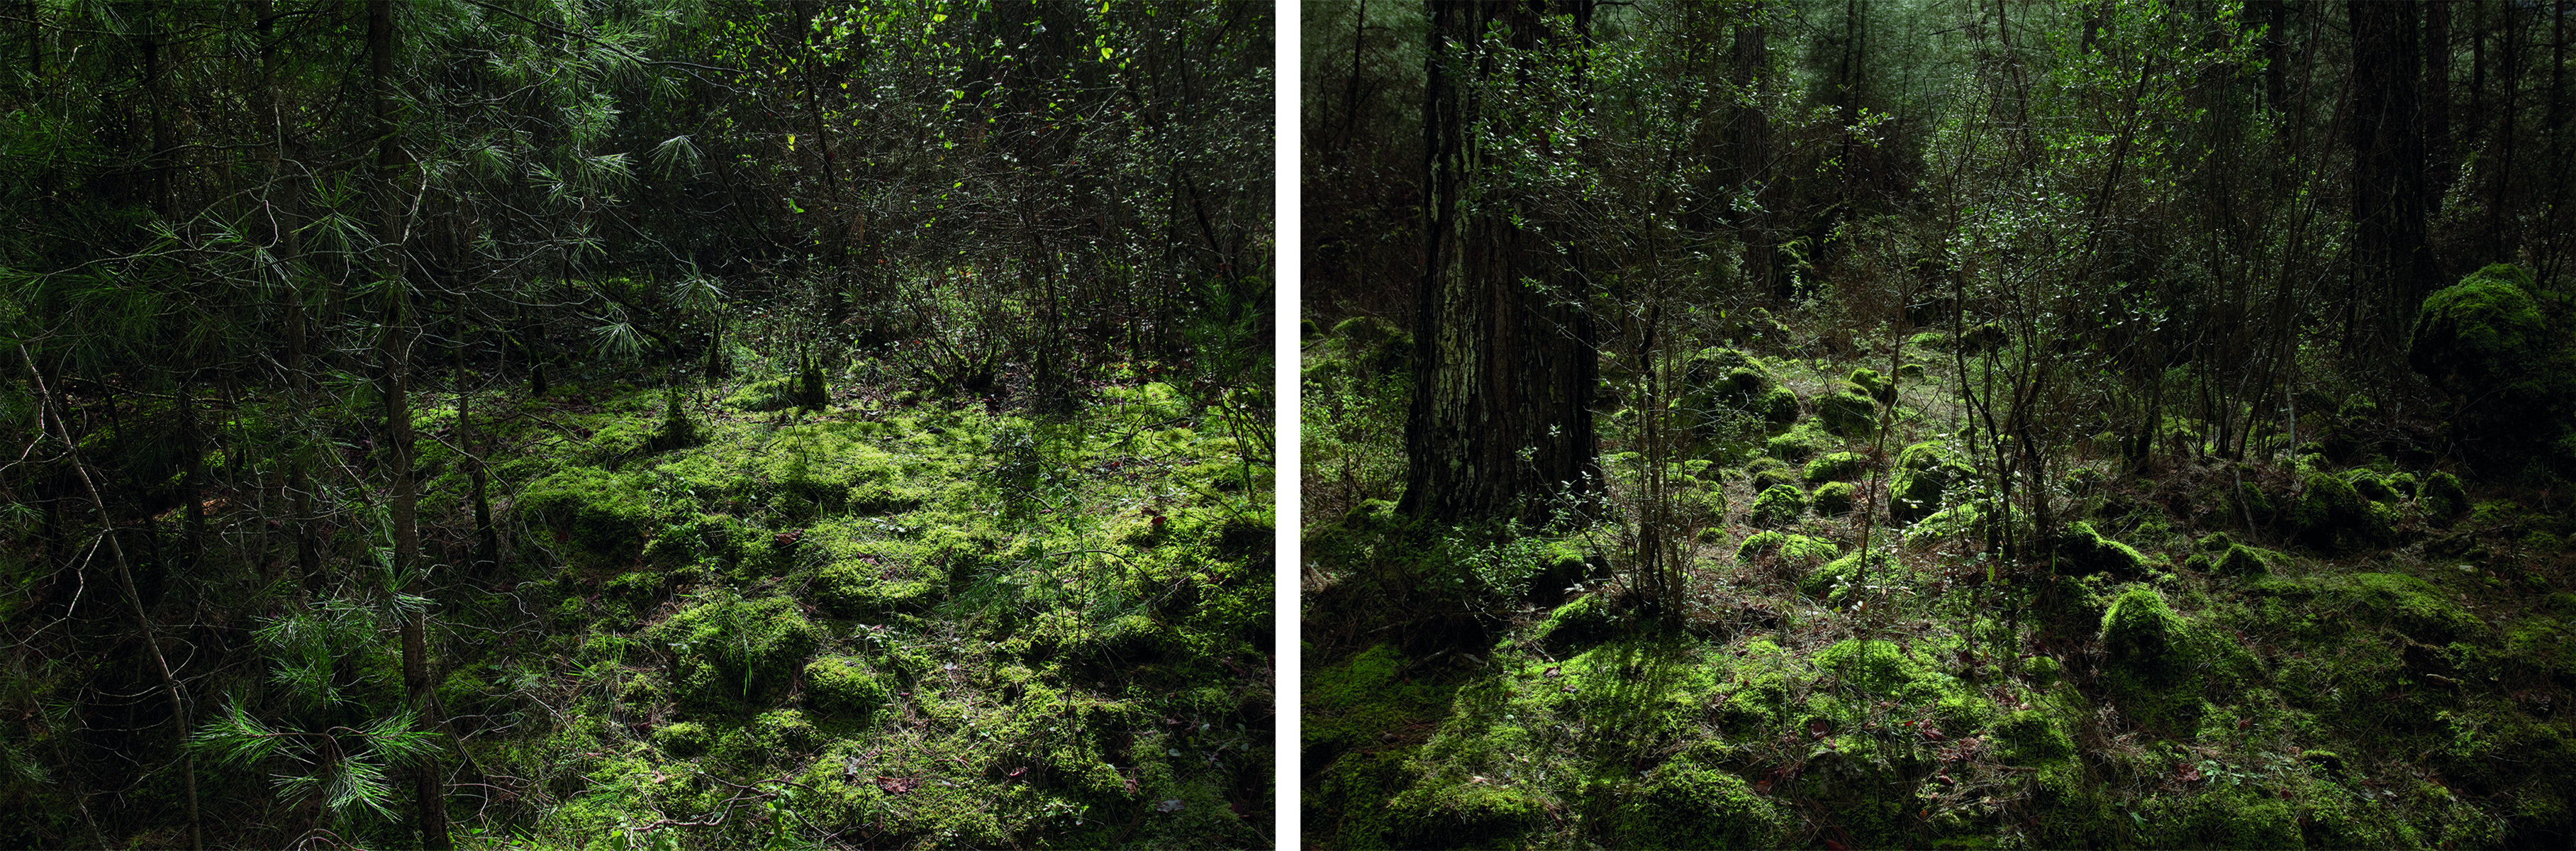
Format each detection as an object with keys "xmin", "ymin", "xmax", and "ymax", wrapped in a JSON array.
[{"xmin": 0, "ymin": 1, "xmax": 1269, "ymax": 847}]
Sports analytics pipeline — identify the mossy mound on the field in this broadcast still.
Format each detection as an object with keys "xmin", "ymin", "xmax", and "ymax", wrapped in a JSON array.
[
  {"xmin": 2099, "ymin": 584, "xmax": 2190, "ymax": 683},
  {"xmin": 2056, "ymin": 521, "xmax": 2148, "ymax": 577},
  {"xmin": 1744, "ymin": 457, "xmax": 1800, "ymax": 494},
  {"xmin": 1889, "ymin": 441, "xmax": 1974, "ymax": 524},
  {"xmin": 1848, "ymin": 367, "xmax": 1897, "ymax": 405},
  {"xmin": 519, "ymin": 466, "xmax": 657, "ymax": 563},
  {"xmin": 2409, "ymin": 264, "xmax": 2576, "ymax": 472},
  {"xmin": 1332, "ymin": 315, "xmax": 1413, "ymax": 380},
  {"xmin": 1684, "ymin": 347, "xmax": 1800, "ymax": 428},
  {"xmin": 1735, "ymin": 530, "xmax": 1837, "ymax": 573},
  {"xmin": 2423, "ymin": 469, "xmax": 2469, "ymax": 524},
  {"xmin": 1803, "ymin": 450, "xmax": 1868, "ymax": 484},
  {"xmin": 647, "ymin": 593, "xmax": 820, "ymax": 711},
  {"xmin": 2185, "ymin": 541, "xmax": 2283, "ymax": 577},
  {"xmin": 1811, "ymin": 480, "xmax": 1856, "ymax": 517},
  {"xmin": 1747, "ymin": 484, "xmax": 1807, "ymax": 528},
  {"xmin": 1764, "ymin": 424, "xmax": 1829, "ymax": 462},
  {"xmin": 803, "ymin": 655, "xmax": 890, "ymax": 721},
  {"xmin": 2291, "ymin": 469, "xmax": 2394, "ymax": 553},
  {"xmin": 1814, "ymin": 389, "xmax": 1878, "ymax": 437},
  {"xmin": 1602, "ymin": 761, "xmax": 1790, "ymax": 849}
]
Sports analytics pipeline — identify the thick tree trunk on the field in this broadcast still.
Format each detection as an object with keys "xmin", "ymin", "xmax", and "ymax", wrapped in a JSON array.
[
  {"xmin": 1403, "ymin": 0, "xmax": 1600, "ymax": 527},
  {"xmin": 2348, "ymin": 0, "xmax": 2432, "ymax": 355}
]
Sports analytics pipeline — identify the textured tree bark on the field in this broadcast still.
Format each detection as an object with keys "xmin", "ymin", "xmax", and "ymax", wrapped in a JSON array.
[
  {"xmin": 1402, "ymin": 0, "xmax": 1599, "ymax": 526},
  {"xmin": 2348, "ymin": 0, "xmax": 2433, "ymax": 355}
]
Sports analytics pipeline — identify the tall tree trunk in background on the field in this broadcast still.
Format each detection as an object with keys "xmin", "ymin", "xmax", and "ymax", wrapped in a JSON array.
[
  {"xmin": 2487, "ymin": 1, "xmax": 2519, "ymax": 262},
  {"xmin": 368, "ymin": 4, "xmax": 448, "ymax": 847},
  {"xmin": 1403, "ymin": 0, "xmax": 1599, "ymax": 526},
  {"xmin": 2348, "ymin": 0, "xmax": 2431, "ymax": 357},
  {"xmin": 2426, "ymin": 1, "xmax": 2453, "ymax": 186},
  {"xmin": 1730, "ymin": 9, "xmax": 1773, "ymax": 299},
  {"xmin": 458, "ymin": 306, "xmax": 498, "ymax": 574}
]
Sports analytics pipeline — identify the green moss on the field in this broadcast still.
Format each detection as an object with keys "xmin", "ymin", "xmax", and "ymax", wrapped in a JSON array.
[
  {"xmin": 722, "ymin": 377, "xmax": 797, "ymax": 412},
  {"xmin": 2411, "ymin": 264, "xmax": 2576, "ymax": 469},
  {"xmin": 1803, "ymin": 450, "xmax": 1868, "ymax": 484},
  {"xmin": 1811, "ymin": 480, "xmax": 1856, "ymax": 517},
  {"xmin": 1956, "ymin": 322, "xmax": 2006, "ymax": 352},
  {"xmin": 1890, "ymin": 441, "xmax": 1973, "ymax": 524},
  {"xmin": 1384, "ymin": 781, "xmax": 1552, "ymax": 849},
  {"xmin": 647, "ymin": 593, "xmax": 820, "ymax": 711},
  {"xmin": 1686, "ymin": 347, "xmax": 1798, "ymax": 429},
  {"xmin": 1992, "ymin": 709, "xmax": 2074, "ymax": 763},
  {"xmin": 2387, "ymin": 470, "xmax": 2419, "ymax": 499},
  {"xmin": 2291, "ymin": 469, "xmax": 2391, "ymax": 553},
  {"xmin": 2099, "ymin": 584, "xmax": 2188, "ymax": 681},
  {"xmin": 2423, "ymin": 470, "xmax": 2469, "ymax": 524},
  {"xmin": 518, "ymin": 466, "xmax": 657, "ymax": 562},
  {"xmin": 1815, "ymin": 389, "xmax": 1878, "ymax": 437},
  {"xmin": 2348, "ymin": 469, "xmax": 2397, "ymax": 504},
  {"xmin": 2184, "ymin": 543, "xmax": 2277, "ymax": 577},
  {"xmin": 1305, "ymin": 645, "xmax": 1451, "ymax": 773},
  {"xmin": 1747, "ymin": 484, "xmax": 1807, "ymax": 528},
  {"xmin": 1735, "ymin": 530, "xmax": 1837, "ymax": 567},
  {"xmin": 1804, "ymin": 551, "xmax": 1899, "ymax": 601},
  {"xmin": 2332, "ymin": 572, "xmax": 2482, "ymax": 644},
  {"xmin": 1604, "ymin": 762, "xmax": 1790, "ymax": 849},
  {"xmin": 1763, "ymin": 425, "xmax": 1827, "ymax": 462},
  {"xmin": 1848, "ymin": 367, "xmax": 1897, "ymax": 405},
  {"xmin": 805, "ymin": 655, "xmax": 890, "ymax": 721},
  {"xmin": 1745, "ymin": 457, "xmax": 1800, "ymax": 494},
  {"xmin": 2057, "ymin": 521, "xmax": 2147, "ymax": 577},
  {"xmin": 652, "ymin": 721, "xmax": 712, "ymax": 757}
]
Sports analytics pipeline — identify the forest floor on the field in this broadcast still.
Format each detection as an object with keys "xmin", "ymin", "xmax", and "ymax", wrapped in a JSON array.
[
  {"xmin": 435, "ymin": 363, "xmax": 1278, "ymax": 849},
  {"xmin": 1, "ymin": 351, "xmax": 1275, "ymax": 849},
  {"xmin": 1300, "ymin": 316, "xmax": 2576, "ymax": 850}
]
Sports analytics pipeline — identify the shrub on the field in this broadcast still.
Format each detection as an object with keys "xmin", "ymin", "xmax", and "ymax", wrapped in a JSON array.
[{"xmin": 1747, "ymin": 484, "xmax": 1807, "ymax": 528}]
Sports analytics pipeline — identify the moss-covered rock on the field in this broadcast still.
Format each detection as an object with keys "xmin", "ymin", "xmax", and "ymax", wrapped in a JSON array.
[
  {"xmin": 518, "ymin": 467, "xmax": 657, "ymax": 562},
  {"xmin": 1747, "ymin": 484, "xmax": 1807, "ymax": 528},
  {"xmin": 2056, "ymin": 521, "xmax": 2148, "ymax": 577},
  {"xmin": 1802, "ymin": 450, "xmax": 1868, "ymax": 484},
  {"xmin": 1889, "ymin": 441, "xmax": 1974, "ymax": 524},
  {"xmin": 1685, "ymin": 347, "xmax": 1800, "ymax": 429},
  {"xmin": 647, "ymin": 593, "xmax": 820, "ymax": 711},
  {"xmin": 2099, "ymin": 584, "xmax": 2189, "ymax": 682},
  {"xmin": 2184, "ymin": 542, "xmax": 2278, "ymax": 577},
  {"xmin": 1605, "ymin": 761, "xmax": 1790, "ymax": 849},
  {"xmin": 1992, "ymin": 708, "xmax": 2075, "ymax": 763},
  {"xmin": 1804, "ymin": 550, "xmax": 1899, "ymax": 600},
  {"xmin": 2331, "ymin": 572, "xmax": 2482, "ymax": 644},
  {"xmin": 1815, "ymin": 389, "xmax": 1878, "ymax": 437},
  {"xmin": 2423, "ymin": 469, "xmax": 2469, "ymax": 525},
  {"xmin": 2410, "ymin": 263, "xmax": 2576, "ymax": 472},
  {"xmin": 1736, "ymin": 530, "xmax": 1837, "ymax": 569},
  {"xmin": 1385, "ymin": 780, "xmax": 1553, "ymax": 848},
  {"xmin": 2290, "ymin": 469, "xmax": 2392, "ymax": 553},
  {"xmin": 1848, "ymin": 367, "xmax": 1897, "ymax": 405},
  {"xmin": 1763, "ymin": 425, "xmax": 1827, "ymax": 462},
  {"xmin": 1811, "ymin": 480, "xmax": 1856, "ymax": 517},
  {"xmin": 804, "ymin": 655, "xmax": 890, "ymax": 721},
  {"xmin": 1744, "ymin": 457, "xmax": 1799, "ymax": 495},
  {"xmin": 1956, "ymin": 322, "xmax": 2006, "ymax": 352}
]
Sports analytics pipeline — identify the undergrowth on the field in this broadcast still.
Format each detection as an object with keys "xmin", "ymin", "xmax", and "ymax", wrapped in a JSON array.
[{"xmin": 1302, "ymin": 313, "xmax": 2576, "ymax": 850}]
